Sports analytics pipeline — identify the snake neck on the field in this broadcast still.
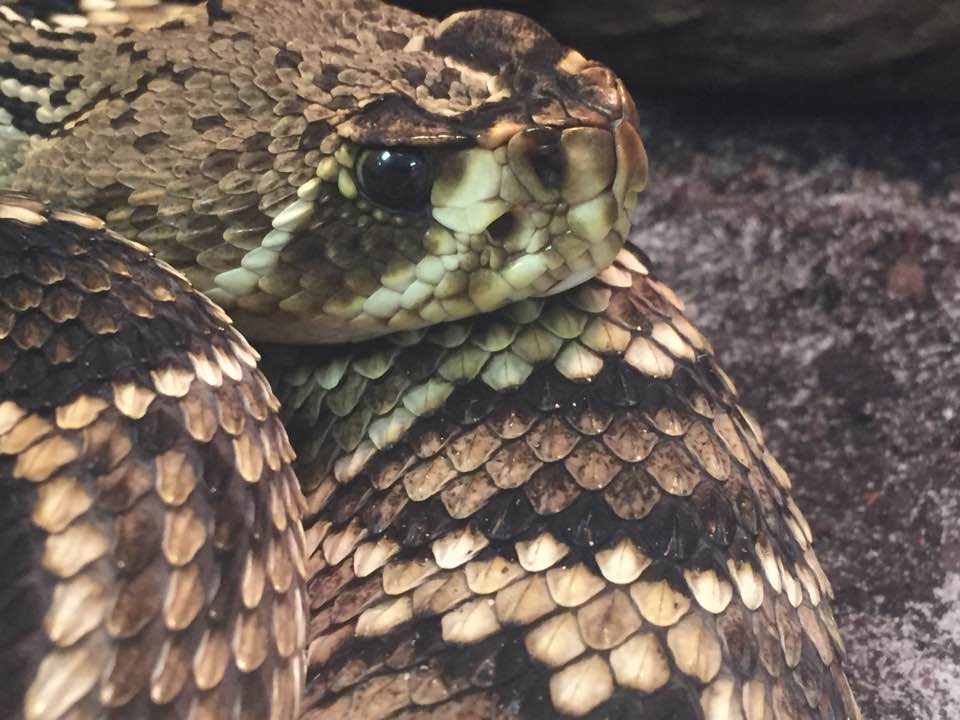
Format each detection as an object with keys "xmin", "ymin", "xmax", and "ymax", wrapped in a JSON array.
[{"xmin": 0, "ymin": 3, "xmax": 206, "ymax": 132}]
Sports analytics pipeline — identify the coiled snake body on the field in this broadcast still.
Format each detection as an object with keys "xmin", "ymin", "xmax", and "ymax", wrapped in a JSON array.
[{"xmin": 0, "ymin": 2, "xmax": 860, "ymax": 719}]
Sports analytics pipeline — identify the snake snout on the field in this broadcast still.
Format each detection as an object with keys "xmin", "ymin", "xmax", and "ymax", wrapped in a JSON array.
[{"xmin": 425, "ymin": 118, "xmax": 646, "ymax": 310}]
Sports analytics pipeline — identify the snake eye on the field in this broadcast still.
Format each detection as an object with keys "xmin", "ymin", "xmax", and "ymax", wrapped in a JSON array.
[{"xmin": 356, "ymin": 147, "xmax": 432, "ymax": 213}]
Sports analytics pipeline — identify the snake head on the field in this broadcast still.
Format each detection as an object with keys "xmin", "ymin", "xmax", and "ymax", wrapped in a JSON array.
[
  {"xmin": 8, "ymin": 1, "xmax": 646, "ymax": 343},
  {"xmin": 229, "ymin": 7, "xmax": 646, "ymax": 343}
]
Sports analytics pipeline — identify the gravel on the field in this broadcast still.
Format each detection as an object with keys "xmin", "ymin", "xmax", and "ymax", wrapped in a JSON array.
[{"xmin": 631, "ymin": 98, "xmax": 960, "ymax": 719}]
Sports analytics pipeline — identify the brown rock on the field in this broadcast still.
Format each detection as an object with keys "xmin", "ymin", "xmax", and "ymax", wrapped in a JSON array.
[{"xmin": 401, "ymin": 0, "xmax": 960, "ymax": 103}]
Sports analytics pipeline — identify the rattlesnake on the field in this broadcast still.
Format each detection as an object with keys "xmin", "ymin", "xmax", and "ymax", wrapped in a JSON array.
[{"xmin": 0, "ymin": 1, "xmax": 861, "ymax": 718}]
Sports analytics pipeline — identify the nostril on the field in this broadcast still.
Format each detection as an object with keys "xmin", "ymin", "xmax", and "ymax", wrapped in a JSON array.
[
  {"xmin": 487, "ymin": 212, "xmax": 517, "ymax": 244},
  {"xmin": 559, "ymin": 127, "xmax": 616, "ymax": 205},
  {"xmin": 528, "ymin": 134, "xmax": 565, "ymax": 190}
]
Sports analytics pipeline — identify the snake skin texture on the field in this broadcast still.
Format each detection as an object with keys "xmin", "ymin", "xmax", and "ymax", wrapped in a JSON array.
[
  {"xmin": 261, "ymin": 246, "xmax": 862, "ymax": 720},
  {"xmin": 0, "ymin": 1, "xmax": 860, "ymax": 719},
  {"xmin": 0, "ymin": 195, "xmax": 308, "ymax": 719}
]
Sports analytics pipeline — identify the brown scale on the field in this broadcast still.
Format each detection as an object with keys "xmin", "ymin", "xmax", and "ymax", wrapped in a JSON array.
[
  {"xmin": 0, "ymin": 196, "xmax": 308, "ymax": 720},
  {"xmin": 256, "ymin": 247, "xmax": 862, "ymax": 719}
]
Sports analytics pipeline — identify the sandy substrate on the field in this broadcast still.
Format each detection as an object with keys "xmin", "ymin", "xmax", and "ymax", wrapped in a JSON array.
[{"xmin": 632, "ymin": 98, "xmax": 960, "ymax": 719}]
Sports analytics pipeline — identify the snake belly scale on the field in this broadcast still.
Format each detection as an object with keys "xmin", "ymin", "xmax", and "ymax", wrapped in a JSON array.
[{"xmin": 0, "ymin": 1, "xmax": 861, "ymax": 719}]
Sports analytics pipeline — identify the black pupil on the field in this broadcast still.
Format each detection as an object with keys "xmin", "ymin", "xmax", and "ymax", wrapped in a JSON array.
[{"xmin": 358, "ymin": 148, "xmax": 432, "ymax": 212}]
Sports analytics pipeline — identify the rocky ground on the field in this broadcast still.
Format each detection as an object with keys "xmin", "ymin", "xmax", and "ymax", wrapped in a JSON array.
[{"xmin": 631, "ymin": 98, "xmax": 960, "ymax": 719}]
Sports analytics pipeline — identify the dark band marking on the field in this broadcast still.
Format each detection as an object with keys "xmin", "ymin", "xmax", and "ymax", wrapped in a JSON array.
[
  {"xmin": 46, "ymin": 62, "xmax": 189, "ymax": 139},
  {"xmin": 36, "ymin": 28, "xmax": 95, "ymax": 44},
  {"xmin": 8, "ymin": 42, "xmax": 80, "ymax": 64},
  {"xmin": 157, "ymin": 20, "xmax": 188, "ymax": 32},
  {"xmin": 0, "ymin": 60, "xmax": 52, "ymax": 89},
  {"xmin": 47, "ymin": 89, "xmax": 68, "ymax": 107},
  {"xmin": 0, "ymin": 94, "xmax": 45, "ymax": 136}
]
